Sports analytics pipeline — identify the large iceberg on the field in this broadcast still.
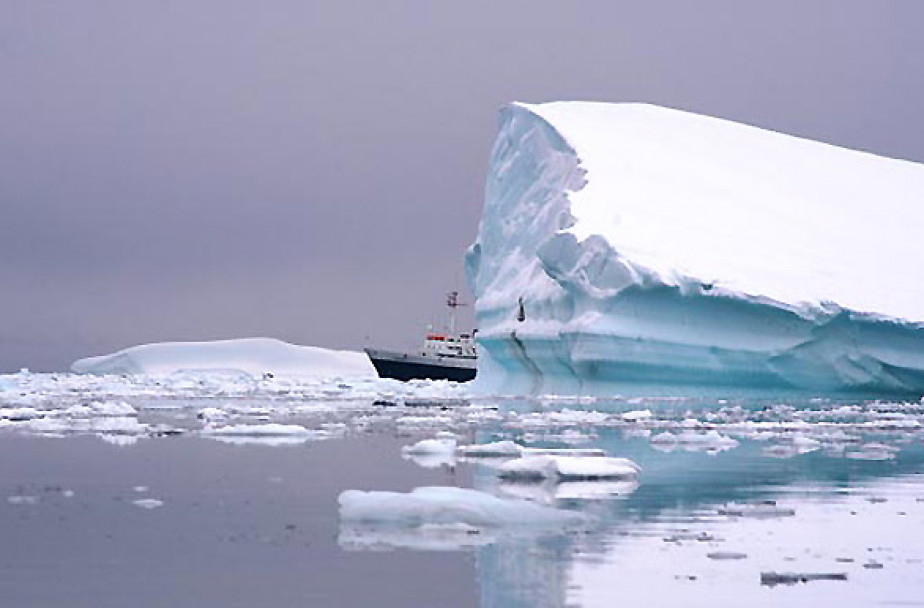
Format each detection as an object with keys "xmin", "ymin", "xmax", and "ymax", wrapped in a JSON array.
[
  {"xmin": 71, "ymin": 337, "xmax": 375, "ymax": 379},
  {"xmin": 465, "ymin": 102, "xmax": 924, "ymax": 396}
]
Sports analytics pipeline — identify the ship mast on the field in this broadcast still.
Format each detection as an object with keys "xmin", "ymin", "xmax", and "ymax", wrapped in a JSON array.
[{"xmin": 446, "ymin": 290, "xmax": 463, "ymax": 335}]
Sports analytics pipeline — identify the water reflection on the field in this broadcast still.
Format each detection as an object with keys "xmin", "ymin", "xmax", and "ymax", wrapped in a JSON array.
[{"xmin": 469, "ymin": 430, "xmax": 924, "ymax": 608}]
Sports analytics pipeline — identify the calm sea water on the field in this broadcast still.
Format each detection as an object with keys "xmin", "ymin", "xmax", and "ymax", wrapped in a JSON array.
[{"xmin": 2, "ymin": 396, "xmax": 923, "ymax": 608}]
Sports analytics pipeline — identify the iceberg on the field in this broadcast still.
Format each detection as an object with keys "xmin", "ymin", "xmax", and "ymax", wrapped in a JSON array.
[
  {"xmin": 71, "ymin": 337, "xmax": 375, "ymax": 379},
  {"xmin": 466, "ymin": 101, "xmax": 924, "ymax": 395}
]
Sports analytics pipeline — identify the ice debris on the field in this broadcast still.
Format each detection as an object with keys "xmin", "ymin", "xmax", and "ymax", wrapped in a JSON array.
[
  {"xmin": 498, "ymin": 455, "xmax": 639, "ymax": 481},
  {"xmin": 718, "ymin": 501, "xmax": 795, "ymax": 518},
  {"xmin": 760, "ymin": 572, "xmax": 847, "ymax": 586},
  {"xmin": 338, "ymin": 486, "xmax": 585, "ymax": 528},
  {"xmin": 132, "ymin": 498, "xmax": 164, "ymax": 509}
]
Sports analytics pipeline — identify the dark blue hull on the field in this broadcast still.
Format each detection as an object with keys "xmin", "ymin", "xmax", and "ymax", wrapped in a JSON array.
[{"xmin": 365, "ymin": 348, "xmax": 476, "ymax": 382}]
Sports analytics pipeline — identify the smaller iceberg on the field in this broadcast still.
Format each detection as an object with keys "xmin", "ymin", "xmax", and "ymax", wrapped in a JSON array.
[{"xmin": 71, "ymin": 337, "xmax": 375, "ymax": 379}]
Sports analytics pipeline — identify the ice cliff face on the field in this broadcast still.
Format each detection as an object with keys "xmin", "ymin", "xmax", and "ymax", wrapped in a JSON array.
[{"xmin": 466, "ymin": 102, "xmax": 924, "ymax": 395}]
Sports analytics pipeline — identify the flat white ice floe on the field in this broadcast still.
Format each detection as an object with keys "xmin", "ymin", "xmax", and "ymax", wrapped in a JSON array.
[
  {"xmin": 197, "ymin": 407, "xmax": 231, "ymax": 423},
  {"xmin": 718, "ymin": 501, "xmax": 795, "ymax": 518},
  {"xmin": 19, "ymin": 416, "xmax": 148, "ymax": 437},
  {"xmin": 457, "ymin": 440, "xmax": 524, "ymax": 457},
  {"xmin": 845, "ymin": 442, "xmax": 899, "ymax": 461},
  {"xmin": 401, "ymin": 437, "xmax": 458, "ymax": 468},
  {"xmin": 402, "ymin": 437, "xmax": 457, "ymax": 456},
  {"xmin": 497, "ymin": 455, "xmax": 640, "ymax": 481},
  {"xmin": 498, "ymin": 479, "xmax": 638, "ymax": 502},
  {"xmin": 200, "ymin": 423, "xmax": 327, "ymax": 446},
  {"xmin": 132, "ymin": 498, "xmax": 164, "ymax": 509},
  {"xmin": 521, "ymin": 447, "xmax": 606, "ymax": 457},
  {"xmin": 69, "ymin": 400, "xmax": 138, "ymax": 417},
  {"xmin": 98, "ymin": 434, "xmax": 143, "ymax": 447},
  {"xmin": 338, "ymin": 486, "xmax": 585, "ymax": 528},
  {"xmin": 649, "ymin": 430, "xmax": 739, "ymax": 453},
  {"xmin": 7, "ymin": 495, "xmax": 39, "ymax": 505},
  {"xmin": 0, "ymin": 407, "xmax": 43, "ymax": 421},
  {"xmin": 466, "ymin": 101, "xmax": 924, "ymax": 395},
  {"xmin": 71, "ymin": 337, "xmax": 375, "ymax": 379},
  {"xmin": 201, "ymin": 423, "xmax": 317, "ymax": 437}
]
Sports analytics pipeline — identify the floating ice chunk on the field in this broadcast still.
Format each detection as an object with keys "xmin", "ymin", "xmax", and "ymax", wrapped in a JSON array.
[
  {"xmin": 707, "ymin": 551, "xmax": 748, "ymax": 560},
  {"xmin": 338, "ymin": 486, "xmax": 585, "ymax": 528},
  {"xmin": 466, "ymin": 408, "xmax": 503, "ymax": 423},
  {"xmin": 339, "ymin": 523, "xmax": 498, "ymax": 551},
  {"xmin": 60, "ymin": 404, "xmax": 95, "ymax": 418},
  {"xmin": 132, "ymin": 498, "xmax": 164, "ymax": 509},
  {"xmin": 402, "ymin": 438, "xmax": 457, "ymax": 456},
  {"xmin": 321, "ymin": 422, "xmax": 348, "ymax": 436},
  {"xmin": 650, "ymin": 432, "xmax": 679, "ymax": 446},
  {"xmin": 395, "ymin": 415, "xmax": 454, "ymax": 431},
  {"xmin": 718, "ymin": 501, "xmax": 795, "ymax": 518},
  {"xmin": 663, "ymin": 531, "xmax": 717, "ymax": 543},
  {"xmin": 545, "ymin": 409, "xmax": 609, "ymax": 425},
  {"xmin": 650, "ymin": 430, "xmax": 739, "ymax": 453},
  {"xmin": 200, "ymin": 423, "xmax": 323, "ymax": 446},
  {"xmin": 0, "ymin": 407, "xmax": 43, "ymax": 421},
  {"xmin": 403, "ymin": 452, "xmax": 457, "ymax": 470},
  {"xmin": 201, "ymin": 423, "xmax": 316, "ymax": 437},
  {"xmin": 98, "ymin": 434, "xmax": 141, "ymax": 447},
  {"xmin": 791, "ymin": 434, "xmax": 822, "ymax": 450},
  {"xmin": 521, "ymin": 447, "xmax": 606, "ymax": 457},
  {"xmin": 401, "ymin": 435, "xmax": 459, "ymax": 469},
  {"xmin": 457, "ymin": 440, "xmax": 524, "ymax": 458},
  {"xmin": 545, "ymin": 428, "xmax": 595, "ymax": 444},
  {"xmin": 555, "ymin": 479, "xmax": 639, "ymax": 499},
  {"xmin": 88, "ymin": 400, "xmax": 137, "ymax": 417},
  {"xmin": 622, "ymin": 409, "xmax": 653, "ymax": 422},
  {"xmin": 763, "ymin": 434, "xmax": 822, "ymax": 458},
  {"xmin": 19, "ymin": 415, "xmax": 148, "ymax": 437},
  {"xmin": 197, "ymin": 407, "xmax": 231, "ymax": 423},
  {"xmin": 760, "ymin": 572, "xmax": 847, "ymax": 586},
  {"xmin": 208, "ymin": 435, "xmax": 312, "ymax": 447},
  {"xmin": 845, "ymin": 442, "xmax": 899, "ymax": 461},
  {"xmin": 498, "ymin": 455, "xmax": 639, "ymax": 481},
  {"xmin": 7, "ymin": 495, "xmax": 39, "ymax": 505},
  {"xmin": 499, "ymin": 479, "xmax": 639, "ymax": 503}
]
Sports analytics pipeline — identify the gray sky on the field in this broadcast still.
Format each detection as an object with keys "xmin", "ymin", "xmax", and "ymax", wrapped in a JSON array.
[{"xmin": 1, "ymin": 0, "xmax": 922, "ymax": 372}]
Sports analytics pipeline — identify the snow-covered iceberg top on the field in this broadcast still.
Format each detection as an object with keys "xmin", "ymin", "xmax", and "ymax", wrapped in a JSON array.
[
  {"xmin": 71, "ymin": 338, "xmax": 375, "ymax": 379},
  {"xmin": 466, "ymin": 101, "xmax": 924, "ymax": 395},
  {"xmin": 515, "ymin": 102, "xmax": 924, "ymax": 319}
]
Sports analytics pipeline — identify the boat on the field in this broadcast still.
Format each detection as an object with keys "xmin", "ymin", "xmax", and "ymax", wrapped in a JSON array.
[{"xmin": 364, "ymin": 291, "xmax": 477, "ymax": 382}]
